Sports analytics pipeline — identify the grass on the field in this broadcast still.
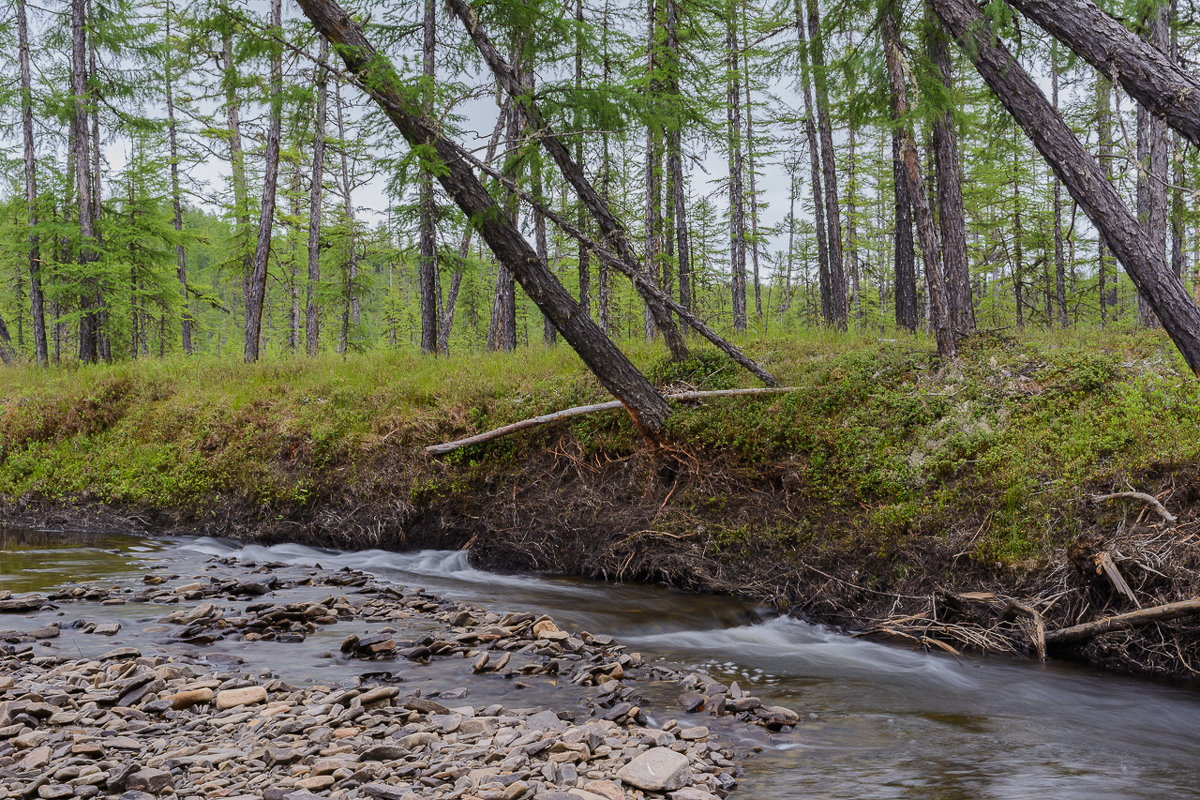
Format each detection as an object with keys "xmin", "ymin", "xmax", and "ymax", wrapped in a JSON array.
[{"xmin": 1, "ymin": 325, "xmax": 1197, "ymax": 565}]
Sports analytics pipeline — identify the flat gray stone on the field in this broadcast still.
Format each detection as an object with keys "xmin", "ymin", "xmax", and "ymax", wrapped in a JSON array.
[{"xmin": 616, "ymin": 747, "xmax": 691, "ymax": 792}]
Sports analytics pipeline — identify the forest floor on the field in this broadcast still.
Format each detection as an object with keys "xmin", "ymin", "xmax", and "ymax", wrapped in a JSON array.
[{"xmin": 3, "ymin": 326, "xmax": 1200, "ymax": 679}]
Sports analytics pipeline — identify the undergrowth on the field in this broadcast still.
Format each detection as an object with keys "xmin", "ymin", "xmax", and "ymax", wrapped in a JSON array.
[{"xmin": 0, "ymin": 326, "xmax": 1197, "ymax": 567}]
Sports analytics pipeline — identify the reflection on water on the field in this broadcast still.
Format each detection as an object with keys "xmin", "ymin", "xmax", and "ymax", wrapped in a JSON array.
[
  {"xmin": 0, "ymin": 529, "xmax": 166, "ymax": 593},
  {"xmin": 4, "ymin": 531, "xmax": 1200, "ymax": 800}
]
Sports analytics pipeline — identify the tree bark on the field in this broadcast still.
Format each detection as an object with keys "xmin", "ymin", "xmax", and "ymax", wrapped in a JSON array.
[
  {"xmin": 807, "ymin": 0, "xmax": 847, "ymax": 328},
  {"xmin": 575, "ymin": 0, "xmax": 590, "ymax": 318},
  {"xmin": 294, "ymin": 0, "xmax": 672, "ymax": 437},
  {"xmin": 930, "ymin": 0, "xmax": 1200, "ymax": 374},
  {"xmin": 419, "ymin": 0, "xmax": 438, "ymax": 354},
  {"xmin": 1050, "ymin": 40, "xmax": 1068, "ymax": 328},
  {"xmin": 725, "ymin": 0, "xmax": 748, "ymax": 331},
  {"xmin": 18, "ymin": 0, "xmax": 47, "ymax": 366},
  {"xmin": 306, "ymin": 35, "xmax": 329, "ymax": 356},
  {"xmin": 72, "ymin": 0, "xmax": 99, "ymax": 364},
  {"xmin": 446, "ymin": 0, "xmax": 687, "ymax": 359},
  {"xmin": 927, "ymin": 8, "xmax": 975, "ymax": 336},
  {"xmin": 1136, "ymin": 0, "xmax": 1169, "ymax": 329},
  {"xmin": 1097, "ymin": 74, "xmax": 1115, "ymax": 323},
  {"xmin": 1006, "ymin": 0, "xmax": 1200, "ymax": 149},
  {"xmin": 794, "ymin": 0, "xmax": 831, "ymax": 324},
  {"xmin": 741, "ymin": 5, "xmax": 762, "ymax": 321},
  {"xmin": 244, "ymin": 0, "xmax": 283, "ymax": 363},
  {"xmin": 884, "ymin": 8, "xmax": 955, "ymax": 359},
  {"xmin": 164, "ymin": 0, "xmax": 192, "ymax": 355}
]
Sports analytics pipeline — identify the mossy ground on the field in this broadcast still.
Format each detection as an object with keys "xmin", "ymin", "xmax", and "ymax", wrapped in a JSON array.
[{"xmin": 2, "ymin": 326, "xmax": 1199, "ymax": 674}]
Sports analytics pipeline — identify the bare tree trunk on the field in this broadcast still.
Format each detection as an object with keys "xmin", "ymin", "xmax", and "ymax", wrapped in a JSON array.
[
  {"xmin": 419, "ymin": 0, "xmax": 438, "ymax": 354},
  {"xmin": 1049, "ymin": 40, "xmax": 1068, "ymax": 328},
  {"xmin": 163, "ymin": 0, "xmax": 192, "ymax": 355},
  {"xmin": 296, "ymin": 0, "xmax": 673, "ymax": 439},
  {"xmin": 927, "ymin": 8, "xmax": 975, "ymax": 336},
  {"xmin": 1170, "ymin": 0, "xmax": 1186, "ymax": 288},
  {"xmin": 1097, "ymin": 75, "xmax": 1114, "ymax": 323},
  {"xmin": 892, "ymin": 122, "xmax": 918, "ymax": 330},
  {"xmin": 807, "ymin": 0, "xmax": 847, "ymax": 328},
  {"xmin": 334, "ymin": 82, "xmax": 360, "ymax": 342},
  {"xmin": 575, "ymin": 0, "xmax": 590, "ymax": 318},
  {"xmin": 725, "ymin": 0, "xmax": 748, "ymax": 331},
  {"xmin": 1136, "ymin": 0, "xmax": 1170, "ymax": 328},
  {"xmin": 1013, "ymin": 144, "xmax": 1024, "ymax": 328},
  {"xmin": 17, "ymin": 0, "xmax": 46, "ymax": 366},
  {"xmin": 794, "ymin": 0, "xmax": 831, "ymax": 323},
  {"xmin": 741, "ymin": 5, "xmax": 762, "ymax": 321},
  {"xmin": 930, "ymin": 0, "xmax": 1200, "ymax": 374},
  {"xmin": 644, "ymin": 0, "xmax": 663, "ymax": 340},
  {"xmin": 306, "ymin": 35, "xmax": 328, "ymax": 356},
  {"xmin": 223, "ymin": 22, "xmax": 253, "ymax": 332},
  {"xmin": 72, "ymin": 0, "xmax": 99, "ymax": 364},
  {"xmin": 884, "ymin": 7, "xmax": 955, "ymax": 359},
  {"xmin": 244, "ymin": 0, "xmax": 282, "ymax": 363},
  {"xmin": 846, "ymin": 124, "xmax": 862, "ymax": 322}
]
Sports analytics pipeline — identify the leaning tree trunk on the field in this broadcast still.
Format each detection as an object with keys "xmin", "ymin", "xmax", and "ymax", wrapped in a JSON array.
[
  {"xmin": 927, "ymin": 8, "xmax": 975, "ymax": 336},
  {"xmin": 929, "ymin": 0, "xmax": 1200, "ymax": 374},
  {"xmin": 418, "ymin": 0, "xmax": 438, "ymax": 354},
  {"xmin": 293, "ymin": 0, "xmax": 672, "ymax": 439},
  {"xmin": 18, "ymin": 0, "xmax": 47, "ymax": 366},
  {"xmin": 306, "ymin": 35, "xmax": 329, "ymax": 356},
  {"xmin": 445, "ymin": 0, "xmax": 688, "ymax": 360},
  {"xmin": 884, "ymin": 8, "xmax": 956, "ymax": 359},
  {"xmin": 1005, "ymin": 0, "xmax": 1200, "ymax": 148},
  {"xmin": 244, "ymin": 0, "xmax": 282, "ymax": 363}
]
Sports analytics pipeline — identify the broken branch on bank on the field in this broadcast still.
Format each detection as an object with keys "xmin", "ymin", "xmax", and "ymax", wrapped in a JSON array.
[
  {"xmin": 1045, "ymin": 597, "xmax": 1200, "ymax": 647},
  {"xmin": 426, "ymin": 388, "xmax": 798, "ymax": 456},
  {"xmin": 1090, "ymin": 492, "xmax": 1178, "ymax": 524}
]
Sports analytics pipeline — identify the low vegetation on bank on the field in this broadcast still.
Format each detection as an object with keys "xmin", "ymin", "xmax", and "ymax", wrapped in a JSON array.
[{"xmin": 2, "ymin": 327, "xmax": 1198, "ymax": 675}]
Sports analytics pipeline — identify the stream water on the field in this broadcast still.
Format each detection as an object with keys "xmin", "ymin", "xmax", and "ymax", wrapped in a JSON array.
[{"xmin": 3, "ymin": 529, "xmax": 1199, "ymax": 799}]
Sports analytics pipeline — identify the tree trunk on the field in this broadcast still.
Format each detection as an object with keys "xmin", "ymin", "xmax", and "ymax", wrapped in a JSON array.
[
  {"xmin": 575, "ymin": 0, "xmax": 590, "ymax": 318},
  {"xmin": 1013, "ymin": 143, "xmax": 1024, "ymax": 328},
  {"xmin": 884, "ymin": 7, "xmax": 955, "ymax": 359},
  {"xmin": 1170, "ymin": 0, "xmax": 1186, "ymax": 288},
  {"xmin": 306, "ymin": 35, "xmax": 329, "ymax": 356},
  {"xmin": 846, "ymin": 123, "xmax": 862, "ymax": 322},
  {"xmin": 1097, "ymin": 74, "xmax": 1115, "ymax": 323},
  {"xmin": 891, "ymin": 113, "xmax": 918, "ymax": 330},
  {"xmin": 223, "ymin": 23, "xmax": 253, "ymax": 325},
  {"xmin": 741, "ymin": 5, "xmax": 762, "ymax": 321},
  {"xmin": 17, "ymin": 0, "xmax": 47, "ymax": 367},
  {"xmin": 295, "ymin": 0, "xmax": 672, "ymax": 439},
  {"xmin": 244, "ymin": 0, "xmax": 282, "ymax": 363},
  {"xmin": 447, "ymin": 0, "xmax": 687, "ymax": 359},
  {"xmin": 1136, "ymin": 0, "xmax": 1170, "ymax": 328},
  {"xmin": 164, "ymin": 0, "xmax": 192, "ymax": 355},
  {"xmin": 1050, "ymin": 40, "xmax": 1068, "ymax": 328},
  {"xmin": 795, "ymin": 0, "xmax": 831, "ymax": 323},
  {"xmin": 725, "ymin": 0, "xmax": 748, "ymax": 332},
  {"xmin": 929, "ymin": 0, "xmax": 1200, "ymax": 374},
  {"xmin": 927, "ymin": 8, "xmax": 975, "ymax": 336},
  {"xmin": 72, "ymin": 0, "xmax": 99, "ymax": 365},
  {"xmin": 419, "ymin": 0, "xmax": 438, "ymax": 354},
  {"xmin": 1006, "ymin": 0, "xmax": 1200, "ymax": 148},
  {"xmin": 807, "ymin": 0, "xmax": 847, "ymax": 328}
]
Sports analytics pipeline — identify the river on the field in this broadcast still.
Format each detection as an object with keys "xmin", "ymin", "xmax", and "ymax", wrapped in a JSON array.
[{"xmin": 3, "ymin": 529, "xmax": 1199, "ymax": 799}]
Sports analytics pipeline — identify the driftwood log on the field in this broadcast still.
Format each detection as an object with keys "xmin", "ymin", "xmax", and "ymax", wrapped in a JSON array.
[
  {"xmin": 426, "ymin": 388, "xmax": 798, "ymax": 456},
  {"xmin": 1045, "ymin": 598, "xmax": 1200, "ymax": 647}
]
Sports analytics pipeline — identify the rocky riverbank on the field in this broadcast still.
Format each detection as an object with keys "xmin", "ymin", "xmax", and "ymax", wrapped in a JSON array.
[{"xmin": 0, "ymin": 551, "xmax": 799, "ymax": 800}]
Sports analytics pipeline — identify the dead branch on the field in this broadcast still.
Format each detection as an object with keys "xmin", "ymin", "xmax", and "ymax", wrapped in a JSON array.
[
  {"xmin": 1090, "ymin": 492, "xmax": 1178, "ymax": 524},
  {"xmin": 1093, "ymin": 551, "xmax": 1141, "ymax": 608},
  {"xmin": 1045, "ymin": 597, "xmax": 1200, "ymax": 647},
  {"xmin": 426, "ymin": 388, "xmax": 799, "ymax": 456}
]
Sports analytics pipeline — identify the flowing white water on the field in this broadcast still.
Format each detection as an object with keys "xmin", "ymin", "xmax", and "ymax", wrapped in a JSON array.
[{"xmin": 5, "ymin": 531, "xmax": 1200, "ymax": 799}]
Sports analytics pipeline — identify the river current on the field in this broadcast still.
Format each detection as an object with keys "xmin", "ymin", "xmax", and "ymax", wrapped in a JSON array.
[{"xmin": 2, "ymin": 529, "xmax": 1198, "ymax": 799}]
